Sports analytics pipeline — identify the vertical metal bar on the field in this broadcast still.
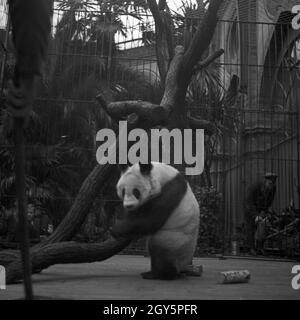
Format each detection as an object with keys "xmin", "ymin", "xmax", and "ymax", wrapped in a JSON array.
[
  {"xmin": 107, "ymin": 12, "xmax": 113, "ymax": 85},
  {"xmin": 14, "ymin": 118, "xmax": 33, "ymax": 300},
  {"xmin": 0, "ymin": 15, "xmax": 10, "ymax": 92},
  {"xmin": 297, "ymin": 107, "xmax": 300, "ymax": 210},
  {"xmin": 221, "ymin": 20, "xmax": 227, "ymax": 254}
]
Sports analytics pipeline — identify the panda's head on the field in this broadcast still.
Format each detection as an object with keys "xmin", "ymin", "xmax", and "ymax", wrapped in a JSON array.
[{"xmin": 116, "ymin": 162, "xmax": 162, "ymax": 211}]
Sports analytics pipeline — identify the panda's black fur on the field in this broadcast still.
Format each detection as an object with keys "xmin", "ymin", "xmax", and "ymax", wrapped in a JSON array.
[
  {"xmin": 112, "ymin": 162, "xmax": 200, "ymax": 280},
  {"xmin": 111, "ymin": 172, "xmax": 187, "ymax": 238}
]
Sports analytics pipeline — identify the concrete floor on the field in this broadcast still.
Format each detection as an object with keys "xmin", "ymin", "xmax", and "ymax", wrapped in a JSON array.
[{"xmin": 0, "ymin": 255, "xmax": 299, "ymax": 300}]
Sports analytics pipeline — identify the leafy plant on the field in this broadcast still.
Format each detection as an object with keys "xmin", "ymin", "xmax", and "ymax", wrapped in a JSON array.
[{"xmin": 193, "ymin": 185, "xmax": 223, "ymax": 254}]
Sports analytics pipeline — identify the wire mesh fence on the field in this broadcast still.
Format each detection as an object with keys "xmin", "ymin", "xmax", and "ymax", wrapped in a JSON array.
[{"xmin": 0, "ymin": 2, "xmax": 299, "ymax": 257}]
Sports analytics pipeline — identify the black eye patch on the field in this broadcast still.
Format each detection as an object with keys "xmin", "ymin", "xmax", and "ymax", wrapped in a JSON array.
[{"xmin": 133, "ymin": 188, "xmax": 141, "ymax": 200}]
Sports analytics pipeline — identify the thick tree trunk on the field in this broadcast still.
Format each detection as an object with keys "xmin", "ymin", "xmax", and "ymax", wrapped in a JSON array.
[
  {"xmin": 147, "ymin": 0, "xmax": 174, "ymax": 87},
  {"xmin": 38, "ymin": 163, "xmax": 113, "ymax": 246},
  {"xmin": 6, "ymin": 238, "xmax": 131, "ymax": 284}
]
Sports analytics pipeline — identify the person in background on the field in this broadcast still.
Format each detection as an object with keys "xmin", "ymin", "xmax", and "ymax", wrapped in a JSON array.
[
  {"xmin": 245, "ymin": 173, "xmax": 278, "ymax": 255},
  {"xmin": 254, "ymin": 210, "xmax": 271, "ymax": 255}
]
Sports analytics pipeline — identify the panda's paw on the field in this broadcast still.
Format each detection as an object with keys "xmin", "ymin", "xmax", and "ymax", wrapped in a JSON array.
[
  {"xmin": 141, "ymin": 271, "xmax": 157, "ymax": 280},
  {"xmin": 182, "ymin": 265, "xmax": 203, "ymax": 277},
  {"xmin": 141, "ymin": 271, "xmax": 182, "ymax": 280}
]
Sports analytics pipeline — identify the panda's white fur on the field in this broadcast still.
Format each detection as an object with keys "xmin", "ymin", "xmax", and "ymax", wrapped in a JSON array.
[{"xmin": 116, "ymin": 162, "xmax": 200, "ymax": 279}]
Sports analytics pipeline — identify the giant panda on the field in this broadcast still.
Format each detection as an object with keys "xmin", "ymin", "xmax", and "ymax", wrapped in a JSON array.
[{"xmin": 111, "ymin": 162, "xmax": 200, "ymax": 280}]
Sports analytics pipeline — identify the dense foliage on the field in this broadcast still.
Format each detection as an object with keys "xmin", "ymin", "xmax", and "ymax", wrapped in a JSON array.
[{"xmin": 193, "ymin": 185, "xmax": 223, "ymax": 254}]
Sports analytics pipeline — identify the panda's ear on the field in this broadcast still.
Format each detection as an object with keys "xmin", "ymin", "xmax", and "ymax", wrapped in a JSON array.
[
  {"xmin": 119, "ymin": 164, "xmax": 129, "ymax": 173},
  {"xmin": 139, "ymin": 162, "xmax": 153, "ymax": 175}
]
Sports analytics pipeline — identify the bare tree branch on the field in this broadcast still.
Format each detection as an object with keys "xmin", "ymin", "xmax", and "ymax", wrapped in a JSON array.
[
  {"xmin": 147, "ymin": 0, "xmax": 163, "ymax": 29},
  {"xmin": 161, "ymin": 10, "xmax": 174, "ymax": 61},
  {"xmin": 180, "ymin": 0, "xmax": 224, "ymax": 84},
  {"xmin": 193, "ymin": 48, "xmax": 224, "ymax": 73},
  {"xmin": 158, "ymin": 0, "xmax": 167, "ymax": 10},
  {"xmin": 188, "ymin": 116, "xmax": 215, "ymax": 135},
  {"xmin": 107, "ymin": 101, "xmax": 167, "ymax": 124},
  {"xmin": 96, "ymin": 93, "xmax": 108, "ymax": 112},
  {"xmin": 6, "ymin": 238, "xmax": 131, "ymax": 284},
  {"xmin": 147, "ymin": 0, "xmax": 174, "ymax": 86},
  {"xmin": 160, "ymin": 45, "xmax": 185, "ymax": 111}
]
